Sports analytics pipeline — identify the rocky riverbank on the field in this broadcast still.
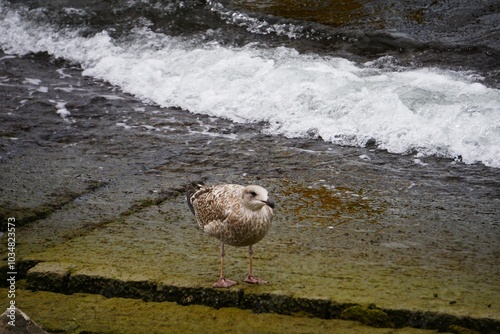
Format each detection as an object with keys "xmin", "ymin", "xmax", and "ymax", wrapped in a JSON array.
[{"xmin": 1, "ymin": 51, "xmax": 499, "ymax": 333}]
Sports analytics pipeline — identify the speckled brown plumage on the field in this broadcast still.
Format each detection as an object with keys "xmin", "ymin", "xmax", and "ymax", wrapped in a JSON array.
[{"xmin": 186, "ymin": 183, "xmax": 275, "ymax": 288}]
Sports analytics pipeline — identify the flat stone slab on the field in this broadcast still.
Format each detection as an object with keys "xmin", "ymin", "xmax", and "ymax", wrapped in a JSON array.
[{"xmin": 20, "ymin": 195, "xmax": 500, "ymax": 332}]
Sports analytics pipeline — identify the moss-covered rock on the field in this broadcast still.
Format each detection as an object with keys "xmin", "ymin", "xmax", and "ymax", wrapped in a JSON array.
[
  {"xmin": 0, "ymin": 288, "xmax": 444, "ymax": 334},
  {"xmin": 26, "ymin": 262, "xmax": 72, "ymax": 293},
  {"xmin": 340, "ymin": 305, "xmax": 395, "ymax": 328}
]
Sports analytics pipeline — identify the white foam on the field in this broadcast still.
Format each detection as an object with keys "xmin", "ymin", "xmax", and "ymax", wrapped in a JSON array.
[
  {"xmin": 53, "ymin": 101, "xmax": 72, "ymax": 121},
  {"xmin": 55, "ymin": 86, "xmax": 76, "ymax": 92},
  {"xmin": 99, "ymin": 95, "xmax": 125, "ymax": 100},
  {"xmin": 56, "ymin": 68, "xmax": 72, "ymax": 78},
  {"xmin": 142, "ymin": 125, "xmax": 157, "ymax": 131},
  {"xmin": 116, "ymin": 122, "xmax": 133, "ymax": 130},
  {"xmin": 24, "ymin": 78, "xmax": 41, "ymax": 85},
  {"xmin": 188, "ymin": 129, "xmax": 238, "ymax": 140},
  {"xmin": 207, "ymin": 0, "xmax": 305, "ymax": 39},
  {"xmin": 1, "ymin": 5, "xmax": 499, "ymax": 167},
  {"xmin": 0, "ymin": 55, "xmax": 16, "ymax": 61}
]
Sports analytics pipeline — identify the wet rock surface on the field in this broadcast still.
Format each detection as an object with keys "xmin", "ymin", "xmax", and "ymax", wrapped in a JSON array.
[{"xmin": 1, "ymin": 52, "xmax": 499, "ymax": 333}]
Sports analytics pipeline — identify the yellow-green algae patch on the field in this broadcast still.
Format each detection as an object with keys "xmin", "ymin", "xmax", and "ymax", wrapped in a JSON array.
[
  {"xmin": 275, "ymin": 179, "xmax": 386, "ymax": 226},
  {"xmin": 2, "ymin": 288, "xmax": 443, "ymax": 334}
]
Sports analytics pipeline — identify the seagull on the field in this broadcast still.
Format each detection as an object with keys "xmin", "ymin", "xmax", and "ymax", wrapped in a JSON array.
[{"xmin": 186, "ymin": 183, "xmax": 275, "ymax": 288}]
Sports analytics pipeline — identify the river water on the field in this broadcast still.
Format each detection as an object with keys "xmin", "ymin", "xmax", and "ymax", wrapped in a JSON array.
[{"xmin": 1, "ymin": 0, "xmax": 499, "ymax": 167}]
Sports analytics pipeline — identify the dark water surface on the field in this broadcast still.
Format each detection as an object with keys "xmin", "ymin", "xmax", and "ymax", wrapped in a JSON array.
[
  {"xmin": 3, "ymin": 0, "xmax": 500, "ymax": 84},
  {"xmin": 2, "ymin": 0, "xmax": 499, "ymax": 168}
]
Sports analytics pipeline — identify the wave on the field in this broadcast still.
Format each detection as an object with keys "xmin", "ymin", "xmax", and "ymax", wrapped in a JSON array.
[{"xmin": 1, "ymin": 2, "xmax": 499, "ymax": 167}]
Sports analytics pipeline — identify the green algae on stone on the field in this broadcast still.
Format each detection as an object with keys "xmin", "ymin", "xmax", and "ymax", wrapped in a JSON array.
[
  {"xmin": 20, "ymin": 260, "xmax": 500, "ymax": 333},
  {"xmin": 2, "ymin": 288, "xmax": 443, "ymax": 334},
  {"xmin": 0, "ymin": 202, "xmax": 60, "ymax": 231},
  {"xmin": 26, "ymin": 262, "xmax": 73, "ymax": 293},
  {"xmin": 0, "ymin": 180, "xmax": 107, "ymax": 231},
  {"xmin": 19, "ymin": 195, "xmax": 500, "ymax": 329},
  {"xmin": 340, "ymin": 304, "xmax": 395, "ymax": 328}
]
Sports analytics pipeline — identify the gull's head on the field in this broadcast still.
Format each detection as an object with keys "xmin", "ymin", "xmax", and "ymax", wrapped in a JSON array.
[{"xmin": 242, "ymin": 185, "xmax": 275, "ymax": 211}]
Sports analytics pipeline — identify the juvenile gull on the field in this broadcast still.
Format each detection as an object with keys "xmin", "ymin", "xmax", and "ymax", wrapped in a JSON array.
[{"xmin": 186, "ymin": 183, "xmax": 275, "ymax": 288}]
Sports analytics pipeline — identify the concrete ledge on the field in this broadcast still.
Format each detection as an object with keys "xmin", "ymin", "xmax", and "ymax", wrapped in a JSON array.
[{"xmin": 25, "ymin": 262, "xmax": 500, "ymax": 333}]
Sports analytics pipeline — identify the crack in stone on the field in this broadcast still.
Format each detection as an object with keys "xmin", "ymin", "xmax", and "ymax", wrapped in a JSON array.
[{"xmin": 0, "ymin": 180, "xmax": 109, "ymax": 231}]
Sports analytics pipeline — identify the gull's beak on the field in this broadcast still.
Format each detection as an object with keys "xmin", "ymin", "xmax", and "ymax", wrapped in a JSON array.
[{"xmin": 263, "ymin": 199, "xmax": 275, "ymax": 209}]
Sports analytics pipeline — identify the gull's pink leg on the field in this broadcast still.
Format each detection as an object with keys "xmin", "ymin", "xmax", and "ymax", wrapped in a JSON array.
[
  {"xmin": 213, "ymin": 243, "xmax": 237, "ymax": 288},
  {"xmin": 244, "ymin": 245, "xmax": 268, "ymax": 284}
]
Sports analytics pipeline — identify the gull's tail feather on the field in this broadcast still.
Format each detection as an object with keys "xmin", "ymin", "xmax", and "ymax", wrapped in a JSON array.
[{"xmin": 185, "ymin": 179, "xmax": 203, "ymax": 216}]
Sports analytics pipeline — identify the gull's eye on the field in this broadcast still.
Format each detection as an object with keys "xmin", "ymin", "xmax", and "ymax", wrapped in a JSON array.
[{"xmin": 250, "ymin": 191, "xmax": 257, "ymax": 197}]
